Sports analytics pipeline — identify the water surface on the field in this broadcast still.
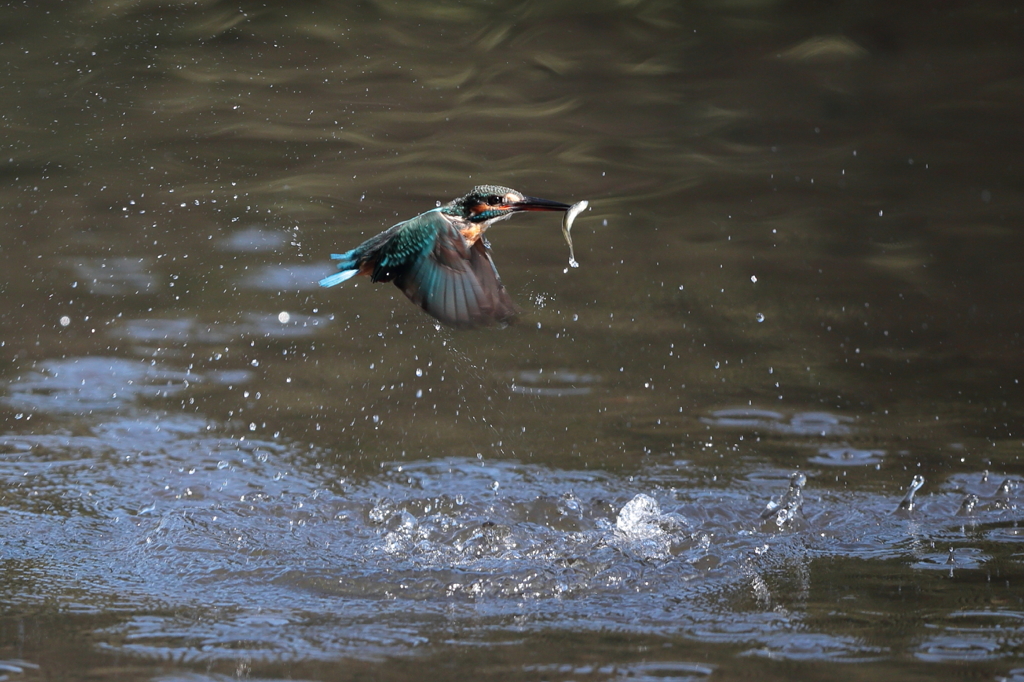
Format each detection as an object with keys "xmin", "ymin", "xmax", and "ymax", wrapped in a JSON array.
[{"xmin": 1, "ymin": 1, "xmax": 1023, "ymax": 680}]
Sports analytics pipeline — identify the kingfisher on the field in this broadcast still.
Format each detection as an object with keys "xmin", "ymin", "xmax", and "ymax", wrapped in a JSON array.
[{"xmin": 318, "ymin": 185, "xmax": 570, "ymax": 327}]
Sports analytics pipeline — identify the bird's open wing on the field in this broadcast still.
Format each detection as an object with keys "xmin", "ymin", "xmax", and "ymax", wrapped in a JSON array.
[{"xmin": 389, "ymin": 214, "xmax": 518, "ymax": 327}]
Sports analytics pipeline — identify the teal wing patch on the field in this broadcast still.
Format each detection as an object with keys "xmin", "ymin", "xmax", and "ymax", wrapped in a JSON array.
[
  {"xmin": 393, "ymin": 222, "xmax": 518, "ymax": 327},
  {"xmin": 370, "ymin": 210, "xmax": 444, "ymax": 282}
]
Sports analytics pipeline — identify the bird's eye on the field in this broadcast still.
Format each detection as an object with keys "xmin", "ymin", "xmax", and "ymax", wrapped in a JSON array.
[{"xmin": 489, "ymin": 195, "xmax": 502, "ymax": 205}]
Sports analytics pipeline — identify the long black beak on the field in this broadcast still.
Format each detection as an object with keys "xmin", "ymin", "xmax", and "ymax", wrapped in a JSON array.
[{"xmin": 513, "ymin": 196, "xmax": 571, "ymax": 212}]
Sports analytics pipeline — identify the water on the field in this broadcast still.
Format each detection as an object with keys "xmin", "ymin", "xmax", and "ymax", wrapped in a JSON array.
[{"xmin": 1, "ymin": 1, "xmax": 1023, "ymax": 680}]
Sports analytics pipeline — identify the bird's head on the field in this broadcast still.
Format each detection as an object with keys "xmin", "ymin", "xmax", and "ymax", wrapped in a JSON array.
[{"xmin": 442, "ymin": 185, "xmax": 570, "ymax": 224}]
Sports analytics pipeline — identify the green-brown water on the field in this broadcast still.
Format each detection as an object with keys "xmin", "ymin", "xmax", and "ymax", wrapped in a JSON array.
[{"xmin": 1, "ymin": 2, "xmax": 1023, "ymax": 680}]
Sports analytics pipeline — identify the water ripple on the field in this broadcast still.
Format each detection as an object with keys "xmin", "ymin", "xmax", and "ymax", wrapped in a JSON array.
[
  {"xmin": 113, "ymin": 313, "xmax": 332, "ymax": 346},
  {"xmin": 2, "ymin": 357, "xmax": 192, "ymax": 414},
  {"xmin": 65, "ymin": 257, "xmax": 158, "ymax": 295},
  {"xmin": 809, "ymin": 447, "xmax": 885, "ymax": 466},
  {"xmin": 702, "ymin": 408, "xmax": 854, "ymax": 437}
]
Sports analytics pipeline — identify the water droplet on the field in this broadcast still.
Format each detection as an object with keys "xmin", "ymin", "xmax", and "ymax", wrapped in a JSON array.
[
  {"xmin": 415, "ymin": 368, "xmax": 423, "ymax": 377},
  {"xmin": 250, "ymin": 359, "xmax": 259, "ymax": 367},
  {"xmin": 750, "ymin": 275, "xmax": 757, "ymax": 283},
  {"xmin": 59, "ymin": 316, "xmax": 71, "ymax": 327},
  {"xmin": 756, "ymin": 313, "xmax": 765, "ymax": 323},
  {"xmin": 277, "ymin": 311, "xmax": 291, "ymax": 323}
]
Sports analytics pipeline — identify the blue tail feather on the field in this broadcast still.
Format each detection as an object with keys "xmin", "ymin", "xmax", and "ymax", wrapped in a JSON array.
[
  {"xmin": 319, "ymin": 269, "xmax": 358, "ymax": 288},
  {"xmin": 329, "ymin": 249, "xmax": 359, "ymax": 264},
  {"xmin": 320, "ymin": 249, "xmax": 360, "ymax": 288}
]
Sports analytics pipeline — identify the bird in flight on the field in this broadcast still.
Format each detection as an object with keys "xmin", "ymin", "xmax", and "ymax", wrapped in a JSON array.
[{"xmin": 319, "ymin": 185, "xmax": 570, "ymax": 327}]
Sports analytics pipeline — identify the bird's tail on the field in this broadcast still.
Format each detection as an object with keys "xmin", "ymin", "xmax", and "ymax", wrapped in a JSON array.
[{"xmin": 319, "ymin": 250, "xmax": 360, "ymax": 288}]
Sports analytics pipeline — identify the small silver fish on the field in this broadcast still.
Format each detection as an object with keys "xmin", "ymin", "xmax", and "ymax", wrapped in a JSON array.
[{"xmin": 561, "ymin": 200, "xmax": 588, "ymax": 269}]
